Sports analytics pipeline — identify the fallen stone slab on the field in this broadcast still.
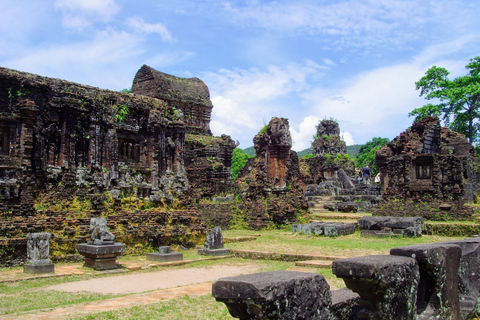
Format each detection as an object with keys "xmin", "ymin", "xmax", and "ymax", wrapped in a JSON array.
[
  {"xmin": 333, "ymin": 255, "xmax": 419, "ymax": 320},
  {"xmin": 292, "ymin": 222, "xmax": 356, "ymax": 237},
  {"xmin": 213, "ymin": 270, "xmax": 332, "ymax": 319}
]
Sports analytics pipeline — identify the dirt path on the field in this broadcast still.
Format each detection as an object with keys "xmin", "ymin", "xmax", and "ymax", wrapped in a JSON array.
[
  {"xmin": 2, "ymin": 263, "xmax": 261, "ymax": 320},
  {"xmin": 47, "ymin": 263, "xmax": 261, "ymax": 294}
]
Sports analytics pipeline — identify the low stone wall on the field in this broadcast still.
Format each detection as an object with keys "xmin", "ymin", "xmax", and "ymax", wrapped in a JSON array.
[
  {"xmin": 0, "ymin": 209, "xmax": 206, "ymax": 267},
  {"xmin": 213, "ymin": 237, "xmax": 480, "ymax": 320}
]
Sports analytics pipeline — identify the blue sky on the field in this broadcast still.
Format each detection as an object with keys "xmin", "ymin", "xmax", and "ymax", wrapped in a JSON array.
[{"xmin": 1, "ymin": 0, "xmax": 479, "ymax": 150}]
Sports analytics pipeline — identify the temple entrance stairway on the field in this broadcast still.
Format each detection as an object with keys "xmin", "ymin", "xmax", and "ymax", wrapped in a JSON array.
[{"xmin": 305, "ymin": 180, "xmax": 380, "ymax": 223}]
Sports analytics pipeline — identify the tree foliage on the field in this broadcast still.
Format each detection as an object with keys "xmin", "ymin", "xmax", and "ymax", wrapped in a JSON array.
[
  {"xmin": 410, "ymin": 56, "xmax": 480, "ymax": 143},
  {"xmin": 355, "ymin": 137, "xmax": 389, "ymax": 176},
  {"xmin": 231, "ymin": 148, "xmax": 253, "ymax": 182}
]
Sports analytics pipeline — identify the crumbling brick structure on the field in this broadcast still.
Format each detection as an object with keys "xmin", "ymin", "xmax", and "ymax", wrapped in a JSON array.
[
  {"xmin": 0, "ymin": 66, "xmax": 189, "ymax": 214},
  {"xmin": 302, "ymin": 119, "xmax": 355, "ymax": 187},
  {"xmin": 375, "ymin": 116, "xmax": 480, "ymax": 220},
  {"xmin": 235, "ymin": 117, "xmax": 308, "ymax": 229},
  {"xmin": 0, "ymin": 66, "xmax": 219, "ymax": 265},
  {"xmin": 132, "ymin": 65, "xmax": 236, "ymax": 199}
]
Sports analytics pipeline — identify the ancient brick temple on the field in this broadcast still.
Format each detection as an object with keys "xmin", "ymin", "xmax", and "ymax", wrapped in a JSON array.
[
  {"xmin": 0, "ymin": 65, "xmax": 234, "ymax": 265},
  {"xmin": 310, "ymin": 119, "xmax": 347, "ymax": 157},
  {"xmin": 132, "ymin": 65, "xmax": 236, "ymax": 199},
  {"xmin": 375, "ymin": 116, "xmax": 480, "ymax": 220},
  {"xmin": 302, "ymin": 119, "xmax": 355, "ymax": 187},
  {"xmin": 0, "ymin": 66, "xmax": 190, "ymax": 214}
]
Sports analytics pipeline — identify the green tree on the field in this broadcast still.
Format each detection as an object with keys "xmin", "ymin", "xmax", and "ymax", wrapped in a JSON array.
[
  {"xmin": 409, "ymin": 56, "xmax": 480, "ymax": 143},
  {"xmin": 355, "ymin": 137, "xmax": 389, "ymax": 176},
  {"xmin": 231, "ymin": 148, "xmax": 253, "ymax": 182}
]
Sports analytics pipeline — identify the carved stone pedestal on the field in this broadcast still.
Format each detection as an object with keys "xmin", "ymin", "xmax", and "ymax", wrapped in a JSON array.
[{"xmin": 77, "ymin": 243, "xmax": 126, "ymax": 270}]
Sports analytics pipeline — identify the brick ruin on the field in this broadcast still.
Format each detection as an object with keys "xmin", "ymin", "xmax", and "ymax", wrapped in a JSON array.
[
  {"xmin": 303, "ymin": 119, "xmax": 354, "ymax": 187},
  {"xmin": 232, "ymin": 117, "xmax": 309, "ymax": 229},
  {"xmin": 0, "ymin": 65, "xmax": 236, "ymax": 265},
  {"xmin": 375, "ymin": 116, "xmax": 480, "ymax": 220},
  {"xmin": 132, "ymin": 65, "xmax": 236, "ymax": 200}
]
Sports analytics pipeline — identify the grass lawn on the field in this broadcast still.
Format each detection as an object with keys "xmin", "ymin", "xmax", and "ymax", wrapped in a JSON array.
[{"xmin": 223, "ymin": 227, "xmax": 464, "ymax": 257}]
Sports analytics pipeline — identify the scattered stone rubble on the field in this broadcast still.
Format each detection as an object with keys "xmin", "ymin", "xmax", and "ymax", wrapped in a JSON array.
[
  {"xmin": 358, "ymin": 216, "xmax": 424, "ymax": 238},
  {"xmin": 214, "ymin": 237, "xmax": 480, "ymax": 320}
]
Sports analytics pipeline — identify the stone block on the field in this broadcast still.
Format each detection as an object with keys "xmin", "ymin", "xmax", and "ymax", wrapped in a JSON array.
[
  {"xmin": 213, "ymin": 270, "xmax": 332, "ymax": 319},
  {"xmin": 333, "ymin": 255, "xmax": 419, "ymax": 320},
  {"xmin": 331, "ymin": 288, "xmax": 361, "ymax": 320},
  {"xmin": 358, "ymin": 216, "xmax": 423, "ymax": 237},
  {"xmin": 23, "ymin": 263, "xmax": 55, "ymax": 274},
  {"xmin": 146, "ymin": 252, "xmax": 183, "ymax": 262},
  {"xmin": 391, "ymin": 243, "xmax": 461, "ymax": 320},
  {"xmin": 438, "ymin": 238, "xmax": 480, "ymax": 319},
  {"xmin": 337, "ymin": 202, "xmax": 358, "ymax": 213},
  {"xmin": 293, "ymin": 222, "xmax": 356, "ymax": 237},
  {"xmin": 158, "ymin": 246, "xmax": 172, "ymax": 254}
]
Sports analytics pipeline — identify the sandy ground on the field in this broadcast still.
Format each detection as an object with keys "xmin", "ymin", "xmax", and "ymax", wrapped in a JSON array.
[{"xmin": 46, "ymin": 263, "xmax": 262, "ymax": 294}]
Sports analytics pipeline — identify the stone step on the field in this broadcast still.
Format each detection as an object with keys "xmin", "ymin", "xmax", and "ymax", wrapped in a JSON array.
[{"xmin": 295, "ymin": 260, "xmax": 333, "ymax": 268}]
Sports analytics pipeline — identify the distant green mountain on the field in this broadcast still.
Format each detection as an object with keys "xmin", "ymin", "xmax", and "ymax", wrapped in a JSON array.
[
  {"xmin": 347, "ymin": 144, "xmax": 361, "ymax": 157},
  {"xmin": 242, "ymin": 146, "xmax": 256, "ymax": 156},
  {"xmin": 296, "ymin": 148, "xmax": 311, "ymax": 158}
]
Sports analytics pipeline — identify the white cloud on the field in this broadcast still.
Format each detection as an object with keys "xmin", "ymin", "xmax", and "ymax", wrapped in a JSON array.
[
  {"xmin": 204, "ymin": 61, "xmax": 330, "ymax": 148},
  {"xmin": 341, "ymin": 132, "xmax": 355, "ymax": 146},
  {"xmin": 3, "ymin": 29, "xmax": 142, "ymax": 89},
  {"xmin": 222, "ymin": 0, "xmax": 427, "ymax": 49},
  {"xmin": 290, "ymin": 115, "xmax": 320, "ymax": 151},
  {"xmin": 54, "ymin": 0, "xmax": 120, "ymax": 29},
  {"xmin": 127, "ymin": 17, "xmax": 173, "ymax": 41}
]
